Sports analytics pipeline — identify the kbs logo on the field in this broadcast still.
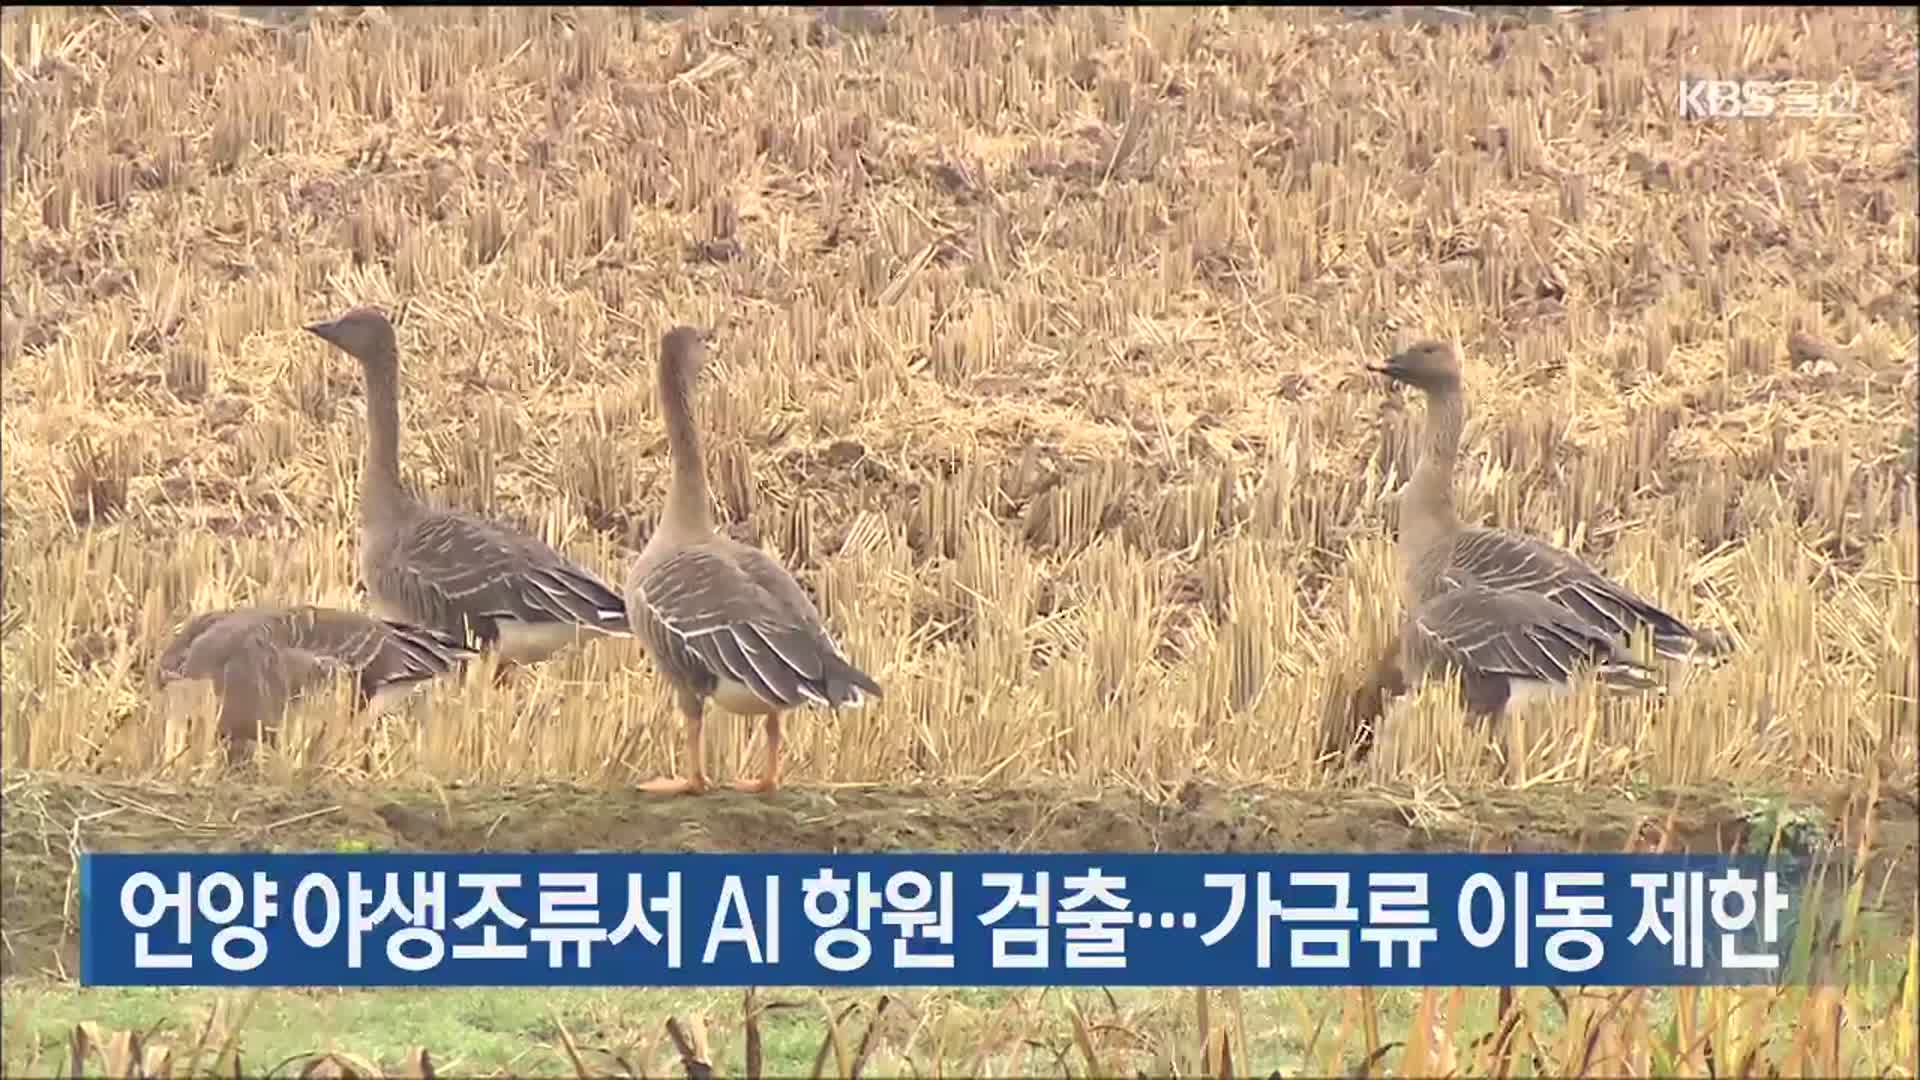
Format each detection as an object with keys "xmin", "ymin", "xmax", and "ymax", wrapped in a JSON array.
[{"xmin": 1677, "ymin": 78, "xmax": 1861, "ymax": 121}]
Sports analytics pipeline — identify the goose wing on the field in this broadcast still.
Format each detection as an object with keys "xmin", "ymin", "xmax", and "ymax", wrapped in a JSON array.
[
  {"xmin": 1448, "ymin": 527, "xmax": 1714, "ymax": 659},
  {"xmin": 1410, "ymin": 585, "xmax": 1654, "ymax": 689},
  {"xmin": 268, "ymin": 606, "xmax": 477, "ymax": 692},
  {"xmin": 385, "ymin": 510, "xmax": 632, "ymax": 645},
  {"xmin": 628, "ymin": 541, "xmax": 881, "ymax": 710}
]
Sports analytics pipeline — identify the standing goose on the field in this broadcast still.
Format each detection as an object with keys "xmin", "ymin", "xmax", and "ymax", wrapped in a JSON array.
[
  {"xmin": 625, "ymin": 325, "xmax": 883, "ymax": 795},
  {"xmin": 1371, "ymin": 340, "xmax": 1733, "ymax": 663},
  {"xmin": 153, "ymin": 605, "xmax": 477, "ymax": 761},
  {"xmin": 304, "ymin": 306, "xmax": 632, "ymax": 681}
]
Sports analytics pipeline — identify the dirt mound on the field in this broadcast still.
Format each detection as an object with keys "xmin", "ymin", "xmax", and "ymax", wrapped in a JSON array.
[{"xmin": 4, "ymin": 773, "xmax": 1912, "ymax": 981}]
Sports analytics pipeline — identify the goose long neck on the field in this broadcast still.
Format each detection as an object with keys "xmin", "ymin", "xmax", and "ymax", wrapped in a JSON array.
[
  {"xmin": 659, "ymin": 358, "xmax": 713, "ymax": 536},
  {"xmin": 359, "ymin": 352, "xmax": 408, "ymax": 521},
  {"xmin": 1399, "ymin": 385, "xmax": 1463, "ymax": 557}
]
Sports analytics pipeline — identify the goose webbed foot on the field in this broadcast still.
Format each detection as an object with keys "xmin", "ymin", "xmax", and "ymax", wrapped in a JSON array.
[
  {"xmin": 638, "ymin": 709, "xmax": 709, "ymax": 795},
  {"xmin": 637, "ymin": 773, "xmax": 710, "ymax": 795}
]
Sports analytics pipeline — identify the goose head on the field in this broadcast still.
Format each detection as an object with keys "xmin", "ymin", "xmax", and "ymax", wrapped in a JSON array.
[
  {"xmin": 305, "ymin": 305, "xmax": 399, "ymax": 370},
  {"xmin": 1370, "ymin": 340, "xmax": 1461, "ymax": 395}
]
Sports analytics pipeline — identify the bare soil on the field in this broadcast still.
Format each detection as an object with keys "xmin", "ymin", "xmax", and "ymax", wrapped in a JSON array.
[{"xmin": 5, "ymin": 773, "xmax": 1913, "ymax": 981}]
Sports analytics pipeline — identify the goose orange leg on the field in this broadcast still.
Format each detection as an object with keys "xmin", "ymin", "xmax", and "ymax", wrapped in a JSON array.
[
  {"xmin": 638, "ymin": 693, "xmax": 709, "ymax": 795},
  {"xmin": 491, "ymin": 659, "xmax": 518, "ymax": 689},
  {"xmin": 733, "ymin": 714, "xmax": 783, "ymax": 794}
]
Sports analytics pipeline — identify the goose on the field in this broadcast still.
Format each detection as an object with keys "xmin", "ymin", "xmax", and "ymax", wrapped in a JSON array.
[
  {"xmin": 304, "ymin": 306, "xmax": 633, "ymax": 683},
  {"xmin": 153, "ymin": 605, "xmax": 477, "ymax": 761},
  {"xmin": 624, "ymin": 325, "xmax": 883, "ymax": 795},
  {"xmin": 1371, "ymin": 340, "xmax": 1732, "ymax": 664}
]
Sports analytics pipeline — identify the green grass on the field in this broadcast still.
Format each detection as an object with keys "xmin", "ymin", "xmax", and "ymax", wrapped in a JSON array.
[
  {"xmin": 8, "ymin": 961, "xmax": 1915, "ymax": 1078},
  {"xmin": 3, "ymin": 985, "xmax": 836, "ymax": 1077}
]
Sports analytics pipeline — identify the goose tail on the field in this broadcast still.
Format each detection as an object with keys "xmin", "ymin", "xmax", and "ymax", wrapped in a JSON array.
[
  {"xmin": 383, "ymin": 620, "xmax": 484, "ymax": 668},
  {"xmin": 824, "ymin": 656, "xmax": 884, "ymax": 708}
]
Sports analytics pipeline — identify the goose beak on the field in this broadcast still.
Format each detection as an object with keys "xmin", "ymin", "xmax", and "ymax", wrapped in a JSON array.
[
  {"xmin": 1369, "ymin": 356, "xmax": 1411, "ymax": 383},
  {"xmin": 304, "ymin": 318, "xmax": 342, "ymax": 345}
]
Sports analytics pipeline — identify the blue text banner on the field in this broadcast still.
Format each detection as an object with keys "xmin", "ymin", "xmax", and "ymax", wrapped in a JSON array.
[{"xmin": 79, "ymin": 852, "xmax": 1808, "ymax": 988}]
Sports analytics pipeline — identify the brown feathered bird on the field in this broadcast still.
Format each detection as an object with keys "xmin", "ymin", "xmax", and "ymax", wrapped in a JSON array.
[
  {"xmin": 1348, "ymin": 339, "xmax": 1730, "ymax": 745},
  {"xmin": 303, "ymin": 305, "xmax": 633, "ymax": 685},
  {"xmin": 153, "ymin": 605, "xmax": 477, "ymax": 761},
  {"xmin": 624, "ymin": 326, "xmax": 883, "ymax": 795},
  {"xmin": 1373, "ymin": 340, "xmax": 1732, "ymax": 664}
]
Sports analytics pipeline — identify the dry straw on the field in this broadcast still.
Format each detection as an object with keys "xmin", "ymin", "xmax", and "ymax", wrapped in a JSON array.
[{"xmin": 2, "ymin": 3, "xmax": 1911, "ymax": 795}]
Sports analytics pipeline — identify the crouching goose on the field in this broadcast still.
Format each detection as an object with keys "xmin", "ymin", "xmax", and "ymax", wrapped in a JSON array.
[
  {"xmin": 625, "ymin": 326, "xmax": 882, "ymax": 795},
  {"xmin": 305, "ymin": 306, "xmax": 633, "ymax": 682},
  {"xmin": 1371, "ymin": 340, "xmax": 1734, "ymax": 664},
  {"xmin": 153, "ymin": 605, "xmax": 477, "ymax": 761}
]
